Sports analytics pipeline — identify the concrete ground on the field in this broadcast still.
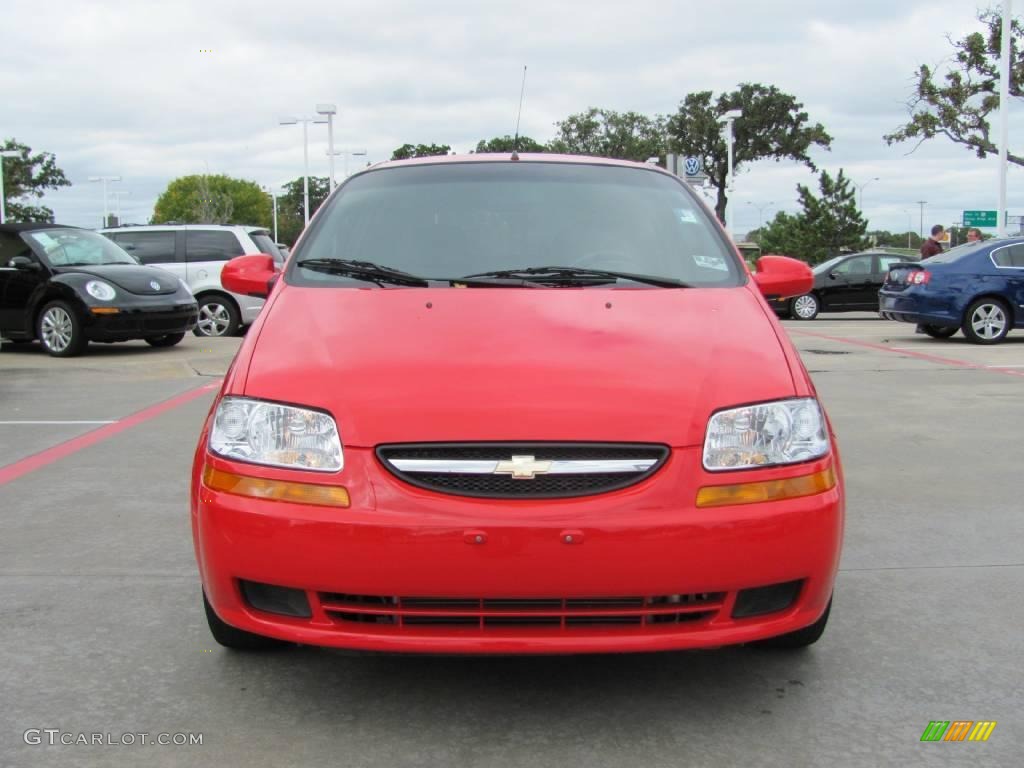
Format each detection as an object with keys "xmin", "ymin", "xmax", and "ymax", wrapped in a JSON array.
[{"xmin": 0, "ymin": 316, "xmax": 1021, "ymax": 767}]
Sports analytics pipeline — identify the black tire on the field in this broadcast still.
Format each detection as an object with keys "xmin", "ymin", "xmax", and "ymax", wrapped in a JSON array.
[
  {"xmin": 790, "ymin": 293, "xmax": 820, "ymax": 321},
  {"xmin": 203, "ymin": 592, "xmax": 288, "ymax": 651},
  {"xmin": 145, "ymin": 332, "xmax": 186, "ymax": 348},
  {"xmin": 37, "ymin": 300, "xmax": 88, "ymax": 357},
  {"xmin": 920, "ymin": 324, "xmax": 958, "ymax": 339},
  {"xmin": 751, "ymin": 598, "xmax": 831, "ymax": 649},
  {"xmin": 194, "ymin": 295, "xmax": 241, "ymax": 338},
  {"xmin": 961, "ymin": 298, "xmax": 1011, "ymax": 345}
]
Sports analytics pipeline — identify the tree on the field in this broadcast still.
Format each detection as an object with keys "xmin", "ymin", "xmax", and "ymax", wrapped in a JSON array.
[
  {"xmin": 665, "ymin": 84, "xmax": 832, "ymax": 221},
  {"xmin": 475, "ymin": 135, "xmax": 547, "ymax": 153},
  {"xmin": 390, "ymin": 143, "xmax": 452, "ymax": 160},
  {"xmin": 0, "ymin": 138, "xmax": 71, "ymax": 222},
  {"xmin": 152, "ymin": 174, "xmax": 270, "ymax": 226},
  {"xmin": 548, "ymin": 108, "xmax": 665, "ymax": 162},
  {"xmin": 885, "ymin": 9, "xmax": 1022, "ymax": 164},
  {"xmin": 275, "ymin": 176, "xmax": 330, "ymax": 246},
  {"xmin": 760, "ymin": 170, "xmax": 869, "ymax": 263}
]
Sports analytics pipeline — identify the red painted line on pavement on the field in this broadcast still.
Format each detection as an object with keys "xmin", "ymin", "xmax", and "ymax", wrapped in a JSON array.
[
  {"xmin": 0, "ymin": 380, "xmax": 221, "ymax": 487},
  {"xmin": 789, "ymin": 329, "xmax": 1024, "ymax": 378}
]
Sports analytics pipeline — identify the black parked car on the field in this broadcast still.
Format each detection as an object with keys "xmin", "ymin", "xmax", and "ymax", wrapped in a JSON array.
[
  {"xmin": 770, "ymin": 251, "xmax": 918, "ymax": 320},
  {"xmin": 0, "ymin": 224, "xmax": 198, "ymax": 357}
]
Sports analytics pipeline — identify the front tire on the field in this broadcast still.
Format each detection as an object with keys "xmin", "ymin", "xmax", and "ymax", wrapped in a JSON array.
[
  {"xmin": 38, "ymin": 301, "xmax": 87, "ymax": 357},
  {"xmin": 145, "ymin": 332, "xmax": 186, "ymax": 348},
  {"xmin": 790, "ymin": 293, "xmax": 820, "ymax": 321},
  {"xmin": 194, "ymin": 295, "xmax": 240, "ymax": 338},
  {"xmin": 920, "ymin": 324, "xmax": 957, "ymax": 339},
  {"xmin": 203, "ymin": 592, "xmax": 288, "ymax": 651},
  {"xmin": 961, "ymin": 298, "xmax": 1010, "ymax": 344},
  {"xmin": 751, "ymin": 598, "xmax": 831, "ymax": 649}
]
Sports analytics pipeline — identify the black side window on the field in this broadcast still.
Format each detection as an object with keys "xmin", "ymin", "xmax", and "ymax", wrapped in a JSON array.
[
  {"xmin": 186, "ymin": 231, "xmax": 244, "ymax": 262},
  {"xmin": 112, "ymin": 232, "xmax": 175, "ymax": 265},
  {"xmin": 0, "ymin": 232, "xmax": 34, "ymax": 265},
  {"xmin": 833, "ymin": 255, "xmax": 872, "ymax": 276}
]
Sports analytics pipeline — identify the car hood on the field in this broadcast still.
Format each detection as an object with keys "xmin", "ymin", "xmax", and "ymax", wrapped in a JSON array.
[
  {"xmin": 242, "ymin": 285, "xmax": 797, "ymax": 447},
  {"xmin": 56, "ymin": 264, "xmax": 179, "ymax": 295}
]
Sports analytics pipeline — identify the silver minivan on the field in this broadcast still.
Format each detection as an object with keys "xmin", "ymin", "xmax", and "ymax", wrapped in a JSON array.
[{"xmin": 99, "ymin": 224, "xmax": 284, "ymax": 337}]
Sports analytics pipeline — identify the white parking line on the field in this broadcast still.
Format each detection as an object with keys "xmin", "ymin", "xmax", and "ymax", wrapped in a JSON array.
[{"xmin": 0, "ymin": 420, "xmax": 117, "ymax": 425}]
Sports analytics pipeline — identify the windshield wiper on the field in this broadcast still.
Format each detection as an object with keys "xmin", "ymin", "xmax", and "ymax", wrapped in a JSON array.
[
  {"xmin": 295, "ymin": 258, "xmax": 429, "ymax": 287},
  {"xmin": 460, "ymin": 265, "xmax": 691, "ymax": 288}
]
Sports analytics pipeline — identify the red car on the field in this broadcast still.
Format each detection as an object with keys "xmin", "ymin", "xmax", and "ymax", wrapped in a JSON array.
[{"xmin": 191, "ymin": 154, "xmax": 842, "ymax": 654}]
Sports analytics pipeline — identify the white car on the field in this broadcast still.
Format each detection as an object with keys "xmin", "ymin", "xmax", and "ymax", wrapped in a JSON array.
[{"xmin": 98, "ymin": 224, "xmax": 284, "ymax": 337}]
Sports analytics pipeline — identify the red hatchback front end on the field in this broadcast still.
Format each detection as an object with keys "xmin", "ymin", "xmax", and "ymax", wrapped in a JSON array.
[{"xmin": 191, "ymin": 155, "xmax": 844, "ymax": 654}]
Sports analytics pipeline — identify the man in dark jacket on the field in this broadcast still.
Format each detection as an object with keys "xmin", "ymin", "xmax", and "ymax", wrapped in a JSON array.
[{"xmin": 920, "ymin": 225, "xmax": 945, "ymax": 258}]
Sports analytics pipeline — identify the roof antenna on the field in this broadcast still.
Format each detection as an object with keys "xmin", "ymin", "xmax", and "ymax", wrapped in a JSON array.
[{"xmin": 511, "ymin": 65, "xmax": 527, "ymax": 161}]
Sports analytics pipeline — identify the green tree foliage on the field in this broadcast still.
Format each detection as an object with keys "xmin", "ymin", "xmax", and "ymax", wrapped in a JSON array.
[
  {"xmin": 0, "ymin": 138, "xmax": 71, "ymax": 222},
  {"xmin": 547, "ymin": 108, "xmax": 665, "ymax": 162},
  {"xmin": 760, "ymin": 170, "xmax": 869, "ymax": 263},
  {"xmin": 390, "ymin": 143, "xmax": 452, "ymax": 160},
  {"xmin": 275, "ymin": 176, "xmax": 330, "ymax": 247},
  {"xmin": 885, "ymin": 9, "xmax": 1022, "ymax": 164},
  {"xmin": 152, "ymin": 174, "xmax": 270, "ymax": 226},
  {"xmin": 665, "ymin": 84, "xmax": 832, "ymax": 221},
  {"xmin": 475, "ymin": 135, "xmax": 547, "ymax": 153}
]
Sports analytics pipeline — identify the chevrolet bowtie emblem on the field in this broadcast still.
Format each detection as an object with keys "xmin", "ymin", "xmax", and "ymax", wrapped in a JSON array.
[{"xmin": 493, "ymin": 455, "xmax": 553, "ymax": 479}]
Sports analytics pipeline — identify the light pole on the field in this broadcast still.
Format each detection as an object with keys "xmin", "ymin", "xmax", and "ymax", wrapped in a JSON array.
[
  {"xmin": 315, "ymin": 103, "xmax": 338, "ymax": 190},
  {"xmin": 718, "ymin": 109, "xmax": 742, "ymax": 238},
  {"xmin": 0, "ymin": 150, "xmax": 19, "ymax": 224},
  {"xmin": 746, "ymin": 201, "xmax": 774, "ymax": 236},
  {"xmin": 327, "ymin": 148, "xmax": 368, "ymax": 180},
  {"xmin": 998, "ymin": 0, "xmax": 1012, "ymax": 236},
  {"xmin": 280, "ymin": 115, "xmax": 328, "ymax": 227},
  {"xmin": 904, "ymin": 211, "xmax": 913, "ymax": 248},
  {"xmin": 88, "ymin": 175, "xmax": 122, "ymax": 227},
  {"xmin": 853, "ymin": 177, "xmax": 880, "ymax": 211},
  {"xmin": 111, "ymin": 191, "xmax": 130, "ymax": 226},
  {"xmin": 916, "ymin": 200, "xmax": 928, "ymax": 238}
]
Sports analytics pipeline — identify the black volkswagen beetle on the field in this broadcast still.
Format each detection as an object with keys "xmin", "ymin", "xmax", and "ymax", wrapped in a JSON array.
[{"xmin": 0, "ymin": 223, "xmax": 198, "ymax": 357}]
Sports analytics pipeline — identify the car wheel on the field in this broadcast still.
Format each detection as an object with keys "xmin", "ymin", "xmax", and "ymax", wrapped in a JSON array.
[
  {"xmin": 790, "ymin": 293, "xmax": 820, "ymax": 320},
  {"xmin": 37, "ymin": 301, "xmax": 87, "ymax": 357},
  {"xmin": 920, "ymin": 324, "xmax": 958, "ymax": 339},
  {"xmin": 750, "ymin": 598, "xmax": 831, "ymax": 649},
  {"xmin": 203, "ymin": 592, "xmax": 288, "ymax": 651},
  {"xmin": 145, "ymin": 332, "xmax": 186, "ymax": 348},
  {"xmin": 194, "ymin": 296, "xmax": 240, "ymax": 338},
  {"xmin": 961, "ymin": 298, "xmax": 1010, "ymax": 345}
]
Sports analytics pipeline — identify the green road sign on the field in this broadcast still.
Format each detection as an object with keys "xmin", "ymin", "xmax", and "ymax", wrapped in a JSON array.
[{"xmin": 963, "ymin": 210, "xmax": 998, "ymax": 227}]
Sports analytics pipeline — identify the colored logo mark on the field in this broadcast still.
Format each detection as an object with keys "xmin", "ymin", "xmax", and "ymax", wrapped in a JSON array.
[{"xmin": 920, "ymin": 721, "xmax": 996, "ymax": 742}]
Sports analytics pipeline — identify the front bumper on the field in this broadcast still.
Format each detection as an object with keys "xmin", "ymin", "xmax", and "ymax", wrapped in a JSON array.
[
  {"xmin": 86, "ymin": 303, "xmax": 198, "ymax": 341},
  {"xmin": 193, "ymin": 448, "xmax": 844, "ymax": 654}
]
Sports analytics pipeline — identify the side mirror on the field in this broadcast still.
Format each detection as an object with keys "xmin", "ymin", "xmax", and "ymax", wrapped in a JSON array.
[
  {"xmin": 9, "ymin": 256, "xmax": 40, "ymax": 271},
  {"xmin": 222, "ymin": 254, "xmax": 278, "ymax": 299},
  {"xmin": 752, "ymin": 254, "xmax": 813, "ymax": 300}
]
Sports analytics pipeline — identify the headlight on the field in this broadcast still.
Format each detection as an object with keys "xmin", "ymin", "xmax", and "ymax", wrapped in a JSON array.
[
  {"xmin": 85, "ymin": 280, "xmax": 116, "ymax": 301},
  {"xmin": 209, "ymin": 397, "xmax": 343, "ymax": 471},
  {"xmin": 703, "ymin": 398, "xmax": 829, "ymax": 471},
  {"xmin": 178, "ymin": 278, "xmax": 193, "ymax": 295}
]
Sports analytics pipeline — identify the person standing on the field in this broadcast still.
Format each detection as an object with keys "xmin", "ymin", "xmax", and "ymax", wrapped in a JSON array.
[{"xmin": 919, "ymin": 225, "xmax": 945, "ymax": 259}]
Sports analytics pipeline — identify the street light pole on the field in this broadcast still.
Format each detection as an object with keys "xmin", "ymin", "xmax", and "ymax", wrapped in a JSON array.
[
  {"xmin": 88, "ymin": 175, "xmax": 122, "ymax": 227},
  {"xmin": 718, "ymin": 109, "xmax": 742, "ymax": 238},
  {"xmin": 998, "ymin": 0, "xmax": 1012, "ymax": 236},
  {"xmin": 280, "ymin": 115, "xmax": 329, "ymax": 228},
  {"xmin": 854, "ymin": 177, "xmax": 880, "ymax": 211},
  {"xmin": 0, "ymin": 150, "xmax": 20, "ymax": 224},
  {"xmin": 746, "ymin": 201, "xmax": 774, "ymax": 235},
  {"xmin": 316, "ymin": 104, "xmax": 338, "ymax": 190},
  {"xmin": 111, "ymin": 191, "xmax": 130, "ymax": 226},
  {"xmin": 916, "ymin": 200, "xmax": 928, "ymax": 238}
]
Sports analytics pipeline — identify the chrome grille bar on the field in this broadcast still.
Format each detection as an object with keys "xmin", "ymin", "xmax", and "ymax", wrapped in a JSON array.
[{"xmin": 388, "ymin": 458, "xmax": 659, "ymax": 475}]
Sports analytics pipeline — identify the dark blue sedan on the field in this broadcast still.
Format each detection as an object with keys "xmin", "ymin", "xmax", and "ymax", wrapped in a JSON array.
[{"xmin": 879, "ymin": 237, "xmax": 1024, "ymax": 344}]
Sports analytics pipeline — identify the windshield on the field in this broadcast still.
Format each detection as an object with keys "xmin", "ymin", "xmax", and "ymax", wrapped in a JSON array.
[
  {"xmin": 290, "ymin": 161, "xmax": 743, "ymax": 288},
  {"xmin": 812, "ymin": 255, "xmax": 848, "ymax": 274},
  {"xmin": 25, "ymin": 228, "xmax": 138, "ymax": 267}
]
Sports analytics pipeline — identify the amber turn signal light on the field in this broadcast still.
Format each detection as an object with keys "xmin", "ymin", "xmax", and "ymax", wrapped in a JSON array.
[
  {"xmin": 90, "ymin": 307, "xmax": 121, "ymax": 315},
  {"xmin": 696, "ymin": 466, "xmax": 836, "ymax": 508},
  {"xmin": 202, "ymin": 465, "xmax": 350, "ymax": 507}
]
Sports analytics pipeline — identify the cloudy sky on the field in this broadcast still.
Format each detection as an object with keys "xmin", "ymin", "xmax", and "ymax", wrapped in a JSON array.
[{"xmin": 2, "ymin": 0, "xmax": 1020, "ymax": 236}]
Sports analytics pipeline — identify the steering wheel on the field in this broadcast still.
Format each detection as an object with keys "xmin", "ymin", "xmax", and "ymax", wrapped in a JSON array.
[{"xmin": 567, "ymin": 250, "xmax": 637, "ymax": 272}]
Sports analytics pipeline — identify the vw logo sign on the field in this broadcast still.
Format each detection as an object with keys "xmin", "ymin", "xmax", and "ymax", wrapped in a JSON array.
[
  {"xmin": 150, "ymin": 280, "xmax": 161, "ymax": 291},
  {"xmin": 684, "ymin": 156, "xmax": 702, "ymax": 176}
]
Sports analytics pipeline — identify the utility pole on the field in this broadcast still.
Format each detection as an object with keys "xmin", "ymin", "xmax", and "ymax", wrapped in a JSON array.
[
  {"xmin": 997, "ymin": 0, "xmax": 1012, "ymax": 236},
  {"xmin": 916, "ymin": 200, "xmax": 928, "ymax": 238}
]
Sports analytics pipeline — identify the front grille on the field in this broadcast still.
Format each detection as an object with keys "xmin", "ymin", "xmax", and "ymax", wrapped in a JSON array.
[
  {"xmin": 376, "ymin": 442, "xmax": 670, "ymax": 499},
  {"xmin": 319, "ymin": 592, "xmax": 724, "ymax": 629}
]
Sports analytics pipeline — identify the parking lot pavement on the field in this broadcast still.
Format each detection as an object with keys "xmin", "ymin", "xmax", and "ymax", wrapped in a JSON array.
[{"xmin": 1, "ymin": 316, "xmax": 1021, "ymax": 767}]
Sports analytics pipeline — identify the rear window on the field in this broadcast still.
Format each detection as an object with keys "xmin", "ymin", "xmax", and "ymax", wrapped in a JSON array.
[
  {"xmin": 291, "ymin": 161, "xmax": 742, "ymax": 287},
  {"xmin": 248, "ymin": 232, "xmax": 284, "ymax": 263},
  {"xmin": 925, "ymin": 241, "xmax": 986, "ymax": 264}
]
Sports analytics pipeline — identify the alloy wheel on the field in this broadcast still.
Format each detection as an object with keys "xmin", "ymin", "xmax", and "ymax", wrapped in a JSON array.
[
  {"xmin": 970, "ymin": 303, "xmax": 1007, "ymax": 341},
  {"xmin": 793, "ymin": 294, "xmax": 818, "ymax": 320},
  {"xmin": 41, "ymin": 307, "xmax": 74, "ymax": 352},
  {"xmin": 197, "ymin": 302, "xmax": 231, "ymax": 336}
]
